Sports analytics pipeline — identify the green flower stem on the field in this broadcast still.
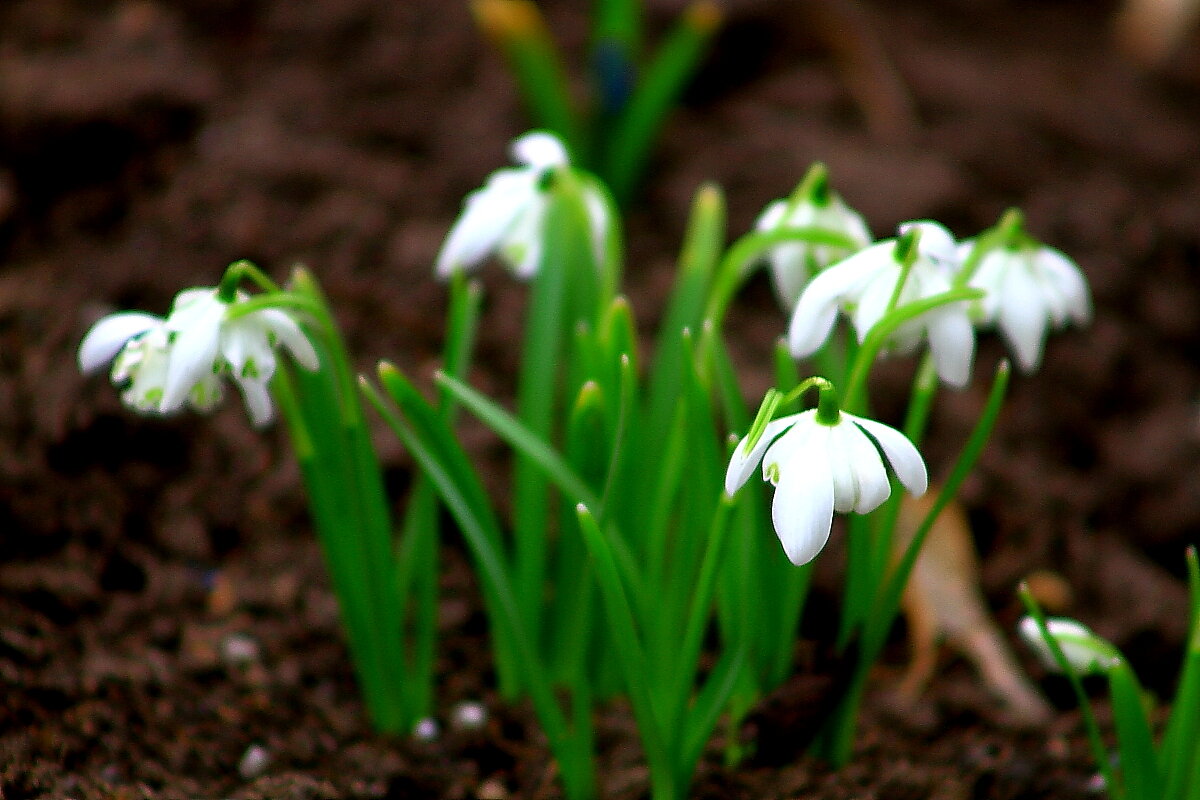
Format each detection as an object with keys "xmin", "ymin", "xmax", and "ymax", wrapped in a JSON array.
[
  {"xmin": 955, "ymin": 208, "xmax": 1024, "ymax": 288},
  {"xmin": 841, "ymin": 286, "xmax": 983, "ymax": 413},
  {"xmin": 703, "ymin": 227, "xmax": 862, "ymax": 332},
  {"xmin": 859, "ymin": 352, "xmax": 939, "ymax": 637},
  {"xmin": 222, "ymin": 292, "xmax": 326, "ymax": 322},
  {"xmin": 819, "ymin": 360, "xmax": 1010, "ymax": 766},
  {"xmin": 218, "ymin": 259, "xmax": 282, "ymax": 299}
]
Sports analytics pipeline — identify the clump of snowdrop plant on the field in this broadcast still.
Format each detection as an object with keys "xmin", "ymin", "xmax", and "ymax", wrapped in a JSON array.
[
  {"xmin": 82, "ymin": 128, "xmax": 1095, "ymax": 800},
  {"xmin": 1019, "ymin": 552, "xmax": 1200, "ymax": 800}
]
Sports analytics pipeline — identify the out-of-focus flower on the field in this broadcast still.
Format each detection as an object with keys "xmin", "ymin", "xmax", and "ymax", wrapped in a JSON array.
[
  {"xmin": 435, "ymin": 131, "xmax": 610, "ymax": 280},
  {"xmin": 960, "ymin": 239, "xmax": 1091, "ymax": 373},
  {"xmin": 79, "ymin": 287, "xmax": 318, "ymax": 426},
  {"xmin": 755, "ymin": 167, "xmax": 872, "ymax": 310},
  {"xmin": 788, "ymin": 220, "xmax": 975, "ymax": 388},
  {"xmin": 1018, "ymin": 616, "xmax": 1122, "ymax": 675},
  {"xmin": 725, "ymin": 408, "xmax": 927, "ymax": 565}
]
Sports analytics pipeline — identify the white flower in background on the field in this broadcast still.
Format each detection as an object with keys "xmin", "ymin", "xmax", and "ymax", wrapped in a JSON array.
[
  {"xmin": 1018, "ymin": 616, "xmax": 1122, "ymax": 675},
  {"xmin": 79, "ymin": 288, "xmax": 319, "ymax": 426},
  {"xmin": 725, "ymin": 409, "xmax": 928, "ymax": 565},
  {"xmin": 755, "ymin": 187, "xmax": 872, "ymax": 311},
  {"xmin": 788, "ymin": 220, "xmax": 976, "ymax": 388},
  {"xmin": 79, "ymin": 313, "xmax": 223, "ymax": 416},
  {"xmin": 960, "ymin": 240, "xmax": 1091, "ymax": 373},
  {"xmin": 435, "ymin": 131, "xmax": 610, "ymax": 280}
]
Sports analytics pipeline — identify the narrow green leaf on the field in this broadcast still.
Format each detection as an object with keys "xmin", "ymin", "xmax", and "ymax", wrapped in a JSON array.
[
  {"xmin": 1018, "ymin": 588, "xmax": 1118, "ymax": 799},
  {"xmin": 473, "ymin": 0, "xmax": 584, "ymax": 156},
  {"xmin": 681, "ymin": 643, "xmax": 748, "ymax": 777},
  {"xmin": 363, "ymin": 371, "xmax": 596, "ymax": 798},
  {"xmin": 602, "ymin": 1, "xmax": 721, "ymax": 201},
  {"xmin": 440, "ymin": 372, "xmax": 601, "ymax": 509},
  {"xmin": 1161, "ymin": 548, "xmax": 1200, "ymax": 800},
  {"xmin": 1109, "ymin": 662, "xmax": 1163, "ymax": 800}
]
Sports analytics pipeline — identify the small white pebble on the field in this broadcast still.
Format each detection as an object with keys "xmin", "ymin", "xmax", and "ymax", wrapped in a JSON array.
[
  {"xmin": 450, "ymin": 700, "xmax": 487, "ymax": 731},
  {"xmin": 477, "ymin": 777, "xmax": 507, "ymax": 800},
  {"xmin": 412, "ymin": 716, "xmax": 440, "ymax": 742},
  {"xmin": 221, "ymin": 633, "xmax": 261, "ymax": 667},
  {"xmin": 237, "ymin": 743, "xmax": 271, "ymax": 779}
]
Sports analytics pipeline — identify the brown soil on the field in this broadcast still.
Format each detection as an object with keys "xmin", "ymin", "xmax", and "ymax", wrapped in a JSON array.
[{"xmin": 2, "ymin": 0, "xmax": 1198, "ymax": 797}]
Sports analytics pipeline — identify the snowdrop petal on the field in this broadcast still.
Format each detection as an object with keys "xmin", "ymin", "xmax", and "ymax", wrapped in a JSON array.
[
  {"xmin": 511, "ymin": 131, "xmax": 569, "ymax": 168},
  {"xmin": 901, "ymin": 220, "xmax": 959, "ymax": 273},
  {"xmin": 769, "ymin": 244, "xmax": 811, "ymax": 311},
  {"xmin": 849, "ymin": 414, "xmax": 929, "ymax": 497},
  {"xmin": 925, "ymin": 306, "xmax": 975, "ymax": 388},
  {"xmin": 1035, "ymin": 247, "xmax": 1092, "ymax": 326},
  {"xmin": 582, "ymin": 183, "xmax": 612, "ymax": 268},
  {"xmin": 1018, "ymin": 617, "xmax": 1120, "ymax": 675},
  {"xmin": 435, "ymin": 171, "xmax": 535, "ymax": 278},
  {"xmin": 772, "ymin": 454, "xmax": 835, "ymax": 566},
  {"xmin": 998, "ymin": 264, "xmax": 1050, "ymax": 372},
  {"xmin": 78, "ymin": 312, "xmax": 161, "ymax": 373},
  {"xmin": 163, "ymin": 298, "xmax": 225, "ymax": 411},
  {"xmin": 850, "ymin": 264, "xmax": 901, "ymax": 344},
  {"xmin": 788, "ymin": 248, "xmax": 883, "ymax": 356},
  {"xmin": 725, "ymin": 415, "xmax": 798, "ymax": 495},
  {"xmin": 967, "ymin": 249, "xmax": 1008, "ymax": 322},
  {"xmin": 841, "ymin": 423, "xmax": 892, "ymax": 513},
  {"xmin": 235, "ymin": 376, "xmax": 275, "ymax": 427},
  {"xmin": 755, "ymin": 200, "xmax": 787, "ymax": 231},
  {"xmin": 223, "ymin": 321, "xmax": 278, "ymax": 385},
  {"xmin": 256, "ymin": 308, "xmax": 319, "ymax": 371},
  {"xmin": 500, "ymin": 199, "xmax": 546, "ymax": 279}
]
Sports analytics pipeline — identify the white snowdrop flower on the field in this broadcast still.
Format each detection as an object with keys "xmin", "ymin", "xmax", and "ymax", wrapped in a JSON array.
[
  {"xmin": 79, "ymin": 287, "xmax": 319, "ymax": 427},
  {"xmin": 161, "ymin": 288, "xmax": 318, "ymax": 426},
  {"xmin": 754, "ymin": 181, "xmax": 872, "ymax": 310},
  {"xmin": 1018, "ymin": 616, "xmax": 1122, "ymax": 675},
  {"xmin": 960, "ymin": 239, "xmax": 1091, "ymax": 373},
  {"xmin": 79, "ymin": 312, "xmax": 223, "ymax": 416},
  {"xmin": 788, "ymin": 220, "xmax": 975, "ymax": 388},
  {"xmin": 725, "ymin": 409, "xmax": 928, "ymax": 566},
  {"xmin": 435, "ymin": 131, "xmax": 610, "ymax": 280}
]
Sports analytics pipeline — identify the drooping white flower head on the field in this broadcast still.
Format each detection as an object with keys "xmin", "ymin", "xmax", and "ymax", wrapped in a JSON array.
[
  {"xmin": 725, "ymin": 409, "xmax": 928, "ymax": 565},
  {"xmin": 1018, "ymin": 616, "xmax": 1122, "ymax": 675},
  {"xmin": 79, "ymin": 287, "xmax": 319, "ymax": 427},
  {"xmin": 79, "ymin": 312, "xmax": 225, "ymax": 416},
  {"xmin": 788, "ymin": 220, "xmax": 976, "ymax": 388},
  {"xmin": 754, "ymin": 171, "xmax": 872, "ymax": 310},
  {"xmin": 959, "ymin": 239, "xmax": 1091, "ymax": 373},
  {"xmin": 435, "ymin": 131, "xmax": 610, "ymax": 280}
]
